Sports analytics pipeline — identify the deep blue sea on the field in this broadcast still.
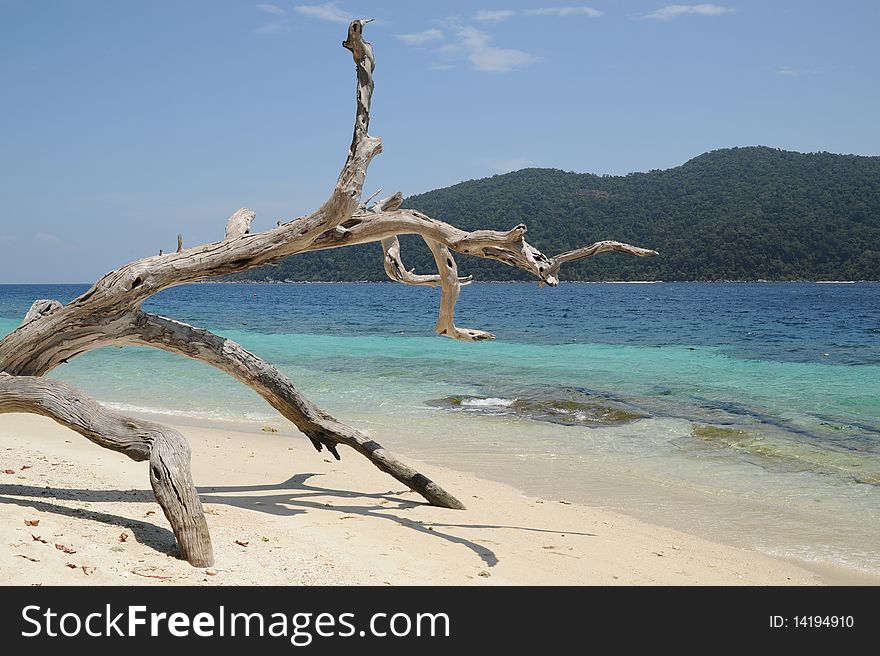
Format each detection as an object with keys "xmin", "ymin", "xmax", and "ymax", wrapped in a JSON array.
[{"xmin": 2, "ymin": 282, "xmax": 879, "ymax": 575}]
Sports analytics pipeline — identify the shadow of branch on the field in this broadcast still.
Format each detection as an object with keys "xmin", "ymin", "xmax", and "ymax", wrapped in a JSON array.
[
  {"xmin": 2, "ymin": 474, "xmax": 590, "ymax": 569},
  {"xmin": 0, "ymin": 488, "xmax": 177, "ymax": 556}
]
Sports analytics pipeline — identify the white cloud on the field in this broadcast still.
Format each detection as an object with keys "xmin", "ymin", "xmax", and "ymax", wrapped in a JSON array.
[
  {"xmin": 455, "ymin": 26, "xmax": 538, "ymax": 72},
  {"xmin": 254, "ymin": 3, "xmax": 289, "ymax": 33},
  {"xmin": 486, "ymin": 157, "xmax": 531, "ymax": 173},
  {"xmin": 401, "ymin": 19, "xmax": 543, "ymax": 72},
  {"xmin": 294, "ymin": 2, "xmax": 353, "ymax": 24},
  {"xmin": 470, "ymin": 46, "xmax": 538, "ymax": 72},
  {"xmin": 524, "ymin": 7, "xmax": 602, "ymax": 17},
  {"xmin": 256, "ymin": 3, "xmax": 285, "ymax": 14},
  {"xmin": 644, "ymin": 4, "xmax": 735, "ymax": 20},
  {"xmin": 474, "ymin": 7, "xmax": 602, "ymax": 21},
  {"xmin": 395, "ymin": 28, "xmax": 444, "ymax": 46},
  {"xmin": 773, "ymin": 66, "xmax": 823, "ymax": 77},
  {"xmin": 474, "ymin": 10, "xmax": 517, "ymax": 22}
]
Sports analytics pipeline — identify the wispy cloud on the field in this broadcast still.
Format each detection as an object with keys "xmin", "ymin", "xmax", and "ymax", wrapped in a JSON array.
[
  {"xmin": 474, "ymin": 10, "xmax": 517, "ymax": 22},
  {"xmin": 256, "ymin": 3, "xmax": 285, "ymax": 15},
  {"xmin": 399, "ymin": 18, "xmax": 544, "ymax": 72},
  {"xmin": 773, "ymin": 66, "xmax": 823, "ymax": 77},
  {"xmin": 254, "ymin": 3, "xmax": 289, "ymax": 34},
  {"xmin": 294, "ymin": 2, "xmax": 353, "ymax": 24},
  {"xmin": 395, "ymin": 28, "xmax": 444, "ymax": 46},
  {"xmin": 451, "ymin": 26, "xmax": 539, "ymax": 72},
  {"xmin": 643, "ymin": 4, "xmax": 735, "ymax": 20},
  {"xmin": 474, "ymin": 7, "xmax": 602, "ymax": 21},
  {"xmin": 524, "ymin": 7, "xmax": 603, "ymax": 17}
]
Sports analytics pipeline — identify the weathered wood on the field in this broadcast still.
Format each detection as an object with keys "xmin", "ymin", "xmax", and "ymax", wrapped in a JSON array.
[
  {"xmin": 426, "ymin": 239, "xmax": 493, "ymax": 341},
  {"xmin": 310, "ymin": 208, "xmax": 656, "ymax": 288},
  {"xmin": 547, "ymin": 240, "xmax": 659, "ymax": 281},
  {"xmin": 148, "ymin": 424, "xmax": 213, "ymax": 567},
  {"xmin": 121, "ymin": 312, "xmax": 466, "ymax": 510},
  {"xmin": 0, "ymin": 374, "xmax": 213, "ymax": 566},
  {"xmin": 21, "ymin": 299, "xmax": 62, "ymax": 327},
  {"xmin": 224, "ymin": 208, "xmax": 256, "ymax": 240},
  {"xmin": 381, "ymin": 236, "xmax": 445, "ymax": 287},
  {"xmin": 0, "ymin": 20, "xmax": 656, "ymax": 565}
]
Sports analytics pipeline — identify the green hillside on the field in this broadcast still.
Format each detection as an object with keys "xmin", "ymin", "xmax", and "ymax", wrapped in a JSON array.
[{"xmin": 230, "ymin": 147, "xmax": 880, "ymax": 281}]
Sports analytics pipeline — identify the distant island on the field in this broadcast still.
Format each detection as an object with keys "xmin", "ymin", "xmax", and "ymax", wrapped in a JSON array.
[{"xmin": 228, "ymin": 146, "xmax": 880, "ymax": 282}]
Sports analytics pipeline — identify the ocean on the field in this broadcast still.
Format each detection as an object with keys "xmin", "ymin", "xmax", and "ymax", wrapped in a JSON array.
[{"xmin": 1, "ymin": 281, "xmax": 879, "ymax": 576}]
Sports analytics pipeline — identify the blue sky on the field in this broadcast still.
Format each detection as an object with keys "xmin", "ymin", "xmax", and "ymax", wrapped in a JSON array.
[{"xmin": 1, "ymin": 1, "xmax": 878, "ymax": 283}]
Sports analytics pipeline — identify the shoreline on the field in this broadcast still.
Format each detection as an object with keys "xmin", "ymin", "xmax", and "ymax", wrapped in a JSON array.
[
  {"xmin": 95, "ymin": 407, "xmax": 880, "ymax": 584},
  {"xmin": 3, "ymin": 280, "xmax": 878, "ymax": 287},
  {"xmin": 1, "ymin": 413, "xmax": 875, "ymax": 585},
  {"xmin": 188, "ymin": 279, "xmax": 880, "ymax": 284}
]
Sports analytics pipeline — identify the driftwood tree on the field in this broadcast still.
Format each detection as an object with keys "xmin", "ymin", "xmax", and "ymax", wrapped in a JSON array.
[{"xmin": 0, "ymin": 22, "xmax": 656, "ymax": 567}]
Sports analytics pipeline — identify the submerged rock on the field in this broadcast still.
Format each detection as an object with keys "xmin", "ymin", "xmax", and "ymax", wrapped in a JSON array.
[
  {"xmin": 692, "ymin": 424, "xmax": 751, "ymax": 444},
  {"xmin": 427, "ymin": 392, "xmax": 648, "ymax": 427},
  {"xmin": 689, "ymin": 423, "xmax": 880, "ymax": 485}
]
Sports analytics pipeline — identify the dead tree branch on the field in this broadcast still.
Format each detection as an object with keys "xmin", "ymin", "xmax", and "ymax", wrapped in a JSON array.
[{"xmin": 0, "ymin": 20, "xmax": 655, "ymax": 565}]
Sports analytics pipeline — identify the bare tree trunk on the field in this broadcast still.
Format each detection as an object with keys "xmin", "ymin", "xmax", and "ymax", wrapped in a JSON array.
[
  {"xmin": 0, "ymin": 20, "xmax": 656, "ymax": 565},
  {"xmin": 0, "ymin": 374, "xmax": 213, "ymax": 566}
]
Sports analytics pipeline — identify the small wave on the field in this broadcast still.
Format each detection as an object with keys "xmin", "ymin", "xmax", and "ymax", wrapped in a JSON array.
[
  {"xmin": 757, "ymin": 543, "xmax": 880, "ymax": 576},
  {"xmin": 460, "ymin": 397, "xmax": 515, "ymax": 408},
  {"xmin": 102, "ymin": 401, "xmax": 275, "ymax": 424}
]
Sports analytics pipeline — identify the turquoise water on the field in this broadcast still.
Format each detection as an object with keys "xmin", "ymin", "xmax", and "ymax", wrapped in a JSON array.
[{"xmin": 1, "ymin": 282, "xmax": 879, "ymax": 575}]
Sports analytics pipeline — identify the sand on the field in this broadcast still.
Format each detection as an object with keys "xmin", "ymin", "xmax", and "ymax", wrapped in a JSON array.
[{"xmin": 0, "ymin": 413, "xmax": 840, "ymax": 586}]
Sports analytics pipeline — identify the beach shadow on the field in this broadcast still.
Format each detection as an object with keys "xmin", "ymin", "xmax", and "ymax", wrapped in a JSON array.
[
  {"xmin": 0, "ymin": 477, "xmax": 497, "ymax": 566},
  {"xmin": 426, "ymin": 523, "xmax": 596, "ymax": 537},
  {"xmin": 1, "ymin": 475, "xmax": 589, "ymax": 569},
  {"xmin": 200, "ymin": 473, "xmax": 418, "ymax": 510},
  {"xmin": 198, "ymin": 474, "xmax": 593, "ymax": 567},
  {"xmin": 201, "ymin": 474, "xmax": 498, "ymax": 566},
  {"xmin": 0, "ymin": 484, "xmax": 177, "ymax": 555}
]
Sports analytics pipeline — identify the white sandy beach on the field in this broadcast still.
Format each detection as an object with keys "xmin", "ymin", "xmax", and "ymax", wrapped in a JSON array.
[{"xmin": 0, "ymin": 413, "xmax": 865, "ymax": 586}]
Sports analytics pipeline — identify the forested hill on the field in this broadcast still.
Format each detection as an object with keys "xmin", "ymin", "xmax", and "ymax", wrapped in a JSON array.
[{"xmin": 229, "ymin": 147, "xmax": 880, "ymax": 282}]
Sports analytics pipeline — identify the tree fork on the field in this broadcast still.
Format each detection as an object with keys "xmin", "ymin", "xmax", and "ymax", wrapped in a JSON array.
[{"xmin": 0, "ymin": 21, "xmax": 655, "ymax": 565}]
